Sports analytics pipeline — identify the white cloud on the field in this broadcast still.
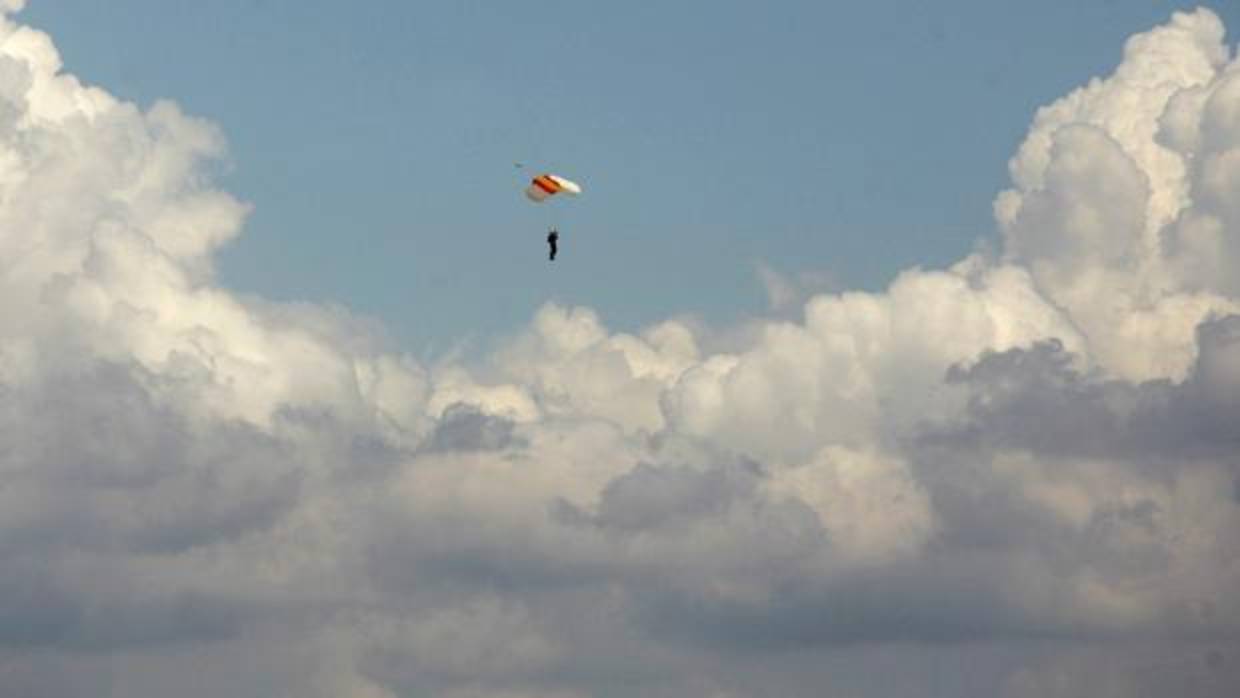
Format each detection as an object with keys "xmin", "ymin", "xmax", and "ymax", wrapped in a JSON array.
[
  {"xmin": 996, "ymin": 9, "xmax": 1239, "ymax": 380},
  {"xmin": 766, "ymin": 446, "xmax": 935, "ymax": 566},
  {"xmin": 0, "ymin": 7, "xmax": 1238, "ymax": 698}
]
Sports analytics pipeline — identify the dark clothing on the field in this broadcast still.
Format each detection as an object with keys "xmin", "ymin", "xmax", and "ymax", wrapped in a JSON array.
[{"xmin": 547, "ymin": 231, "xmax": 559, "ymax": 261}]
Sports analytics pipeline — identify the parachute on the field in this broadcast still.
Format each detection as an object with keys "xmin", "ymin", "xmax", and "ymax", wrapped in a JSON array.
[{"xmin": 525, "ymin": 173, "xmax": 582, "ymax": 202}]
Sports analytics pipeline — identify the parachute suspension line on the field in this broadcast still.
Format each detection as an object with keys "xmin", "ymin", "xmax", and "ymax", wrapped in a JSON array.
[{"xmin": 524, "ymin": 171, "xmax": 580, "ymax": 259}]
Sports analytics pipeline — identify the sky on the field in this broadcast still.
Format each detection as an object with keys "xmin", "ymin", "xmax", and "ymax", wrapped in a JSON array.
[
  {"xmin": 2, "ymin": 1, "xmax": 1240, "ymax": 697},
  {"xmin": 19, "ymin": 0, "xmax": 1240, "ymax": 350}
]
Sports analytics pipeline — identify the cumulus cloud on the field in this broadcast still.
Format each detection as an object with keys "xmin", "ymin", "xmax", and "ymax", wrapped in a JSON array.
[
  {"xmin": 996, "ymin": 9, "xmax": 1240, "ymax": 380},
  {"xmin": 0, "ymin": 6, "xmax": 1238, "ymax": 698}
]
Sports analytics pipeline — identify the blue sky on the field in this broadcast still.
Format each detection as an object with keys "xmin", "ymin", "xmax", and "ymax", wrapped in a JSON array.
[{"xmin": 20, "ymin": 0, "xmax": 1240, "ymax": 351}]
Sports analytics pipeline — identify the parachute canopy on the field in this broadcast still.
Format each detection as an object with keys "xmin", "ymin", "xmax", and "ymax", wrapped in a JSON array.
[{"xmin": 525, "ymin": 173, "xmax": 582, "ymax": 202}]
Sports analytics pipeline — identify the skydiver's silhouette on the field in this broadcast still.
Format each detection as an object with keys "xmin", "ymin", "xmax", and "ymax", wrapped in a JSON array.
[{"xmin": 547, "ymin": 229, "xmax": 559, "ymax": 261}]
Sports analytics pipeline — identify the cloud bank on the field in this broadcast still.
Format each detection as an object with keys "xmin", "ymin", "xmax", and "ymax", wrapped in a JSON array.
[{"xmin": 0, "ymin": 6, "xmax": 1238, "ymax": 697}]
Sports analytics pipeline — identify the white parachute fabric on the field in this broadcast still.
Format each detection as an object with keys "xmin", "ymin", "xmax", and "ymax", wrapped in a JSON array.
[{"xmin": 525, "ymin": 173, "xmax": 582, "ymax": 202}]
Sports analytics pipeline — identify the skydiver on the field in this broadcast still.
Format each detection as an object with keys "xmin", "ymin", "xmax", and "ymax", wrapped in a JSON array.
[{"xmin": 547, "ymin": 229, "xmax": 559, "ymax": 261}]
